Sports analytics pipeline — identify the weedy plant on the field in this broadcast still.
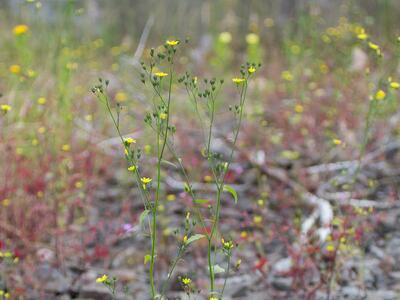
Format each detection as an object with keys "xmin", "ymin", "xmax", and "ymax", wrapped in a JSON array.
[{"xmin": 92, "ymin": 39, "xmax": 259, "ymax": 299}]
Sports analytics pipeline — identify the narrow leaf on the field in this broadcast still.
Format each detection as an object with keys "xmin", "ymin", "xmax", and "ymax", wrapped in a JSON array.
[
  {"xmin": 194, "ymin": 199, "xmax": 210, "ymax": 205},
  {"xmin": 144, "ymin": 254, "xmax": 151, "ymax": 265},
  {"xmin": 213, "ymin": 264, "xmax": 225, "ymax": 274},
  {"xmin": 223, "ymin": 185, "xmax": 238, "ymax": 204},
  {"xmin": 186, "ymin": 234, "xmax": 205, "ymax": 245},
  {"xmin": 139, "ymin": 209, "xmax": 150, "ymax": 226}
]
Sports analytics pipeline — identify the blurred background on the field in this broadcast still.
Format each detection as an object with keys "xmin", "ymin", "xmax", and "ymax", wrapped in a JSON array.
[{"xmin": 1, "ymin": 0, "xmax": 400, "ymax": 299}]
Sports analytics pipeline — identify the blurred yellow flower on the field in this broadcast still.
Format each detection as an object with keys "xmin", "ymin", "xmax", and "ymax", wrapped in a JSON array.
[
  {"xmin": 154, "ymin": 72, "xmax": 168, "ymax": 77},
  {"xmin": 390, "ymin": 81, "xmax": 400, "ymax": 89},
  {"xmin": 333, "ymin": 138, "xmax": 342, "ymax": 145},
  {"xmin": 37, "ymin": 97, "xmax": 46, "ymax": 105},
  {"xmin": 1, "ymin": 104, "xmax": 12, "ymax": 112},
  {"xmin": 248, "ymin": 66, "xmax": 256, "ymax": 74},
  {"xmin": 9, "ymin": 64, "xmax": 21, "ymax": 74},
  {"xmin": 181, "ymin": 277, "xmax": 191, "ymax": 285},
  {"xmin": 253, "ymin": 215, "xmax": 262, "ymax": 224},
  {"xmin": 375, "ymin": 89, "xmax": 386, "ymax": 100},
  {"xmin": 115, "ymin": 92, "xmax": 127, "ymax": 102},
  {"xmin": 232, "ymin": 78, "xmax": 245, "ymax": 84},
  {"xmin": 219, "ymin": 32, "xmax": 232, "ymax": 44},
  {"xmin": 62, "ymin": 144, "xmax": 71, "ymax": 151},
  {"xmin": 166, "ymin": 40, "xmax": 179, "ymax": 46},
  {"xmin": 13, "ymin": 24, "xmax": 29, "ymax": 35},
  {"xmin": 159, "ymin": 112, "xmax": 167, "ymax": 120},
  {"xmin": 368, "ymin": 42, "xmax": 379, "ymax": 50},
  {"xmin": 281, "ymin": 70, "xmax": 293, "ymax": 81},
  {"xmin": 124, "ymin": 137, "xmax": 136, "ymax": 145},
  {"xmin": 246, "ymin": 33, "xmax": 259, "ymax": 45},
  {"xmin": 96, "ymin": 274, "xmax": 108, "ymax": 283},
  {"xmin": 128, "ymin": 165, "xmax": 136, "ymax": 172}
]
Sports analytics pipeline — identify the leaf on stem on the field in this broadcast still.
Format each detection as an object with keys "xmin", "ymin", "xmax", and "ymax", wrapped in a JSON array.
[{"xmin": 223, "ymin": 185, "xmax": 238, "ymax": 204}]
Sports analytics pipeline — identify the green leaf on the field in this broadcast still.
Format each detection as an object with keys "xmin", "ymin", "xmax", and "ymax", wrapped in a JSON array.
[
  {"xmin": 139, "ymin": 209, "xmax": 150, "ymax": 226},
  {"xmin": 223, "ymin": 184, "xmax": 238, "ymax": 204},
  {"xmin": 213, "ymin": 264, "xmax": 225, "ymax": 274},
  {"xmin": 144, "ymin": 254, "xmax": 151, "ymax": 265},
  {"xmin": 185, "ymin": 234, "xmax": 205, "ymax": 245},
  {"xmin": 161, "ymin": 159, "xmax": 178, "ymax": 169},
  {"xmin": 194, "ymin": 199, "xmax": 210, "ymax": 205}
]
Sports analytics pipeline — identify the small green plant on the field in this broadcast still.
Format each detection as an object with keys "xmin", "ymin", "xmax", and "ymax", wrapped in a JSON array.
[{"xmin": 93, "ymin": 39, "xmax": 258, "ymax": 299}]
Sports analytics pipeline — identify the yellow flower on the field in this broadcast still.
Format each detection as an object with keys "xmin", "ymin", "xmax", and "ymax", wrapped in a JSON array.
[
  {"xmin": 38, "ymin": 127, "xmax": 46, "ymax": 134},
  {"xmin": 253, "ymin": 215, "xmax": 262, "ymax": 224},
  {"xmin": 326, "ymin": 243, "xmax": 335, "ymax": 252},
  {"xmin": 390, "ymin": 82, "xmax": 400, "ymax": 89},
  {"xmin": 96, "ymin": 274, "xmax": 108, "ymax": 283},
  {"xmin": 124, "ymin": 137, "xmax": 136, "ymax": 145},
  {"xmin": 333, "ymin": 138, "xmax": 342, "ymax": 145},
  {"xmin": 219, "ymin": 32, "xmax": 232, "ymax": 44},
  {"xmin": 357, "ymin": 32, "xmax": 368, "ymax": 40},
  {"xmin": 1, "ymin": 104, "xmax": 12, "ymax": 113},
  {"xmin": 221, "ymin": 238, "xmax": 234, "ymax": 250},
  {"xmin": 2, "ymin": 199, "xmax": 11, "ymax": 207},
  {"xmin": 210, "ymin": 297, "xmax": 219, "ymax": 300},
  {"xmin": 159, "ymin": 112, "xmax": 167, "ymax": 120},
  {"xmin": 232, "ymin": 78, "xmax": 245, "ymax": 84},
  {"xmin": 13, "ymin": 24, "xmax": 29, "ymax": 35},
  {"xmin": 37, "ymin": 97, "xmax": 46, "ymax": 105},
  {"xmin": 375, "ymin": 89, "xmax": 386, "ymax": 100},
  {"xmin": 183, "ymin": 235, "xmax": 188, "ymax": 243},
  {"xmin": 246, "ymin": 33, "xmax": 259, "ymax": 45},
  {"xmin": 141, "ymin": 177, "xmax": 152, "ymax": 184},
  {"xmin": 167, "ymin": 194, "xmax": 176, "ymax": 201},
  {"xmin": 368, "ymin": 42, "xmax": 379, "ymax": 50},
  {"xmin": 127, "ymin": 165, "xmax": 136, "ymax": 172},
  {"xmin": 115, "ymin": 92, "xmax": 127, "ymax": 102},
  {"xmin": 248, "ymin": 66, "xmax": 256, "ymax": 74},
  {"xmin": 166, "ymin": 40, "xmax": 179, "ymax": 46},
  {"xmin": 181, "ymin": 277, "xmax": 191, "ymax": 285},
  {"xmin": 294, "ymin": 104, "xmax": 304, "ymax": 113},
  {"xmin": 154, "ymin": 72, "xmax": 168, "ymax": 77},
  {"xmin": 281, "ymin": 70, "xmax": 293, "ymax": 81},
  {"xmin": 9, "ymin": 64, "xmax": 21, "ymax": 74},
  {"xmin": 62, "ymin": 144, "xmax": 71, "ymax": 152}
]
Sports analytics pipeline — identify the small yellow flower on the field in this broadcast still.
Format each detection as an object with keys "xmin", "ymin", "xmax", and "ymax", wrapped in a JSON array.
[
  {"xmin": 9, "ymin": 64, "xmax": 21, "ymax": 74},
  {"xmin": 253, "ymin": 215, "xmax": 262, "ymax": 224},
  {"xmin": 37, "ymin": 97, "xmax": 46, "ymax": 105},
  {"xmin": 159, "ymin": 112, "xmax": 167, "ymax": 120},
  {"xmin": 368, "ymin": 42, "xmax": 379, "ymax": 50},
  {"xmin": 62, "ymin": 144, "xmax": 71, "ymax": 152},
  {"xmin": 294, "ymin": 104, "xmax": 304, "ymax": 113},
  {"xmin": 219, "ymin": 32, "xmax": 232, "ymax": 44},
  {"xmin": 2, "ymin": 199, "xmax": 11, "ymax": 207},
  {"xmin": 183, "ymin": 235, "xmax": 188, "ymax": 243},
  {"xmin": 32, "ymin": 139, "xmax": 39, "ymax": 146},
  {"xmin": 13, "ymin": 24, "xmax": 29, "ymax": 35},
  {"xmin": 181, "ymin": 277, "xmax": 191, "ymax": 285},
  {"xmin": 375, "ymin": 89, "xmax": 386, "ymax": 100},
  {"xmin": 333, "ymin": 138, "xmax": 342, "ymax": 145},
  {"xmin": 167, "ymin": 194, "xmax": 176, "ymax": 201},
  {"xmin": 282, "ymin": 70, "xmax": 293, "ymax": 81},
  {"xmin": 210, "ymin": 297, "xmax": 219, "ymax": 300},
  {"xmin": 38, "ymin": 127, "xmax": 46, "ymax": 134},
  {"xmin": 232, "ymin": 78, "xmax": 245, "ymax": 84},
  {"xmin": 166, "ymin": 40, "xmax": 179, "ymax": 46},
  {"xmin": 326, "ymin": 243, "xmax": 335, "ymax": 252},
  {"xmin": 128, "ymin": 165, "xmax": 136, "ymax": 172},
  {"xmin": 141, "ymin": 177, "xmax": 152, "ymax": 184},
  {"xmin": 240, "ymin": 231, "xmax": 248, "ymax": 238},
  {"xmin": 246, "ymin": 33, "xmax": 259, "ymax": 45},
  {"xmin": 357, "ymin": 33, "xmax": 368, "ymax": 40},
  {"xmin": 115, "ymin": 92, "xmax": 127, "ymax": 102},
  {"xmin": 75, "ymin": 181, "xmax": 83, "ymax": 188},
  {"xmin": 248, "ymin": 66, "xmax": 256, "ymax": 74},
  {"xmin": 124, "ymin": 137, "xmax": 136, "ymax": 145},
  {"xmin": 85, "ymin": 114, "xmax": 93, "ymax": 121},
  {"xmin": 154, "ymin": 72, "xmax": 168, "ymax": 77},
  {"xmin": 96, "ymin": 274, "xmax": 108, "ymax": 283},
  {"xmin": 390, "ymin": 81, "xmax": 400, "ymax": 89},
  {"xmin": 1, "ymin": 104, "xmax": 12, "ymax": 113}
]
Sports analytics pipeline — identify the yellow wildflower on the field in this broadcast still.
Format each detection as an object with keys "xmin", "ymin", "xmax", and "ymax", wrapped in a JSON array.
[
  {"xmin": 183, "ymin": 235, "xmax": 188, "ymax": 243},
  {"xmin": 2, "ymin": 199, "xmax": 10, "ymax": 207},
  {"xmin": 1, "ymin": 104, "xmax": 12, "ymax": 113},
  {"xmin": 246, "ymin": 33, "xmax": 259, "ymax": 45},
  {"xmin": 375, "ymin": 89, "xmax": 386, "ymax": 100},
  {"xmin": 9, "ymin": 64, "xmax": 21, "ymax": 74},
  {"xmin": 390, "ymin": 82, "xmax": 400, "ymax": 89},
  {"xmin": 159, "ymin": 112, "xmax": 167, "ymax": 120},
  {"xmin": 210, "ymin": 297, "xmax": 219, "ymax": 300},
  {"xmin": 232, "ymin": 78, "xmax": 245, "ymax": 84},
  {"xmin": 181, "ymin": 277, "xmax": 191, "ymax": 285},
  {"xmin": 326, "ymin": 243, "xmax": 335, "ymax": 252},
  {"xmin": 368, "ymin": 42, "xmax": 379, "ymax": 50},
  {"xmin": 219, "ymin": 32, "xmax": 232, "ymax": 44},
  {"xmin": 13, "ymin": 24, "xmax": 29, "ymax": 35},
  {"xmin": 333, "ymin": 138, "xmax": 342, "ymax": 145},
  {"xmin": 154, "ymin": 72, "xmax": 168, "ymax": 77},
  {"xmin": 281, "ymin": 70, "xmax": 293, "ymax": 81},
  {"xmin": 124, "ymin": 137, "xmax": 136, "ymax": 145},
  {"xmin": 167, "ymin": 194, "xmax": 176, "ymax": 201},
  {"xmin": 253, "ymin": 215, "xmax": 262, "ymax": 224},
  {"xmin": 166, "ymin": 40, "xmax": 179, "ymax": 46},
  {"xmin": 141, "ymin": 177, "xmax": 152, "ymax": 184},
  {"xmin": 96, "ymin": 274, "xmax": 108, "ymax": 283},
  {"xmin": 115, "ymin": 92, "xmax": 127, "ymax": 102},
  {"xmin": 37, "ymin": 97, "xmax": 46, "ymax": 105},
  {"xmin": 294, "ymin": 104, "xmax": 304, "ymax": 113},
  {"xmin": 248, "ymin": 66, "xmax": 256, "ymax": 74},
  {"xmin": 127, "ymin": 165, "xmax": 136, "ymax": 172},
  {"xmin": 62, "ymin": 144, "xmax": 71, "ymax": 152}
]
